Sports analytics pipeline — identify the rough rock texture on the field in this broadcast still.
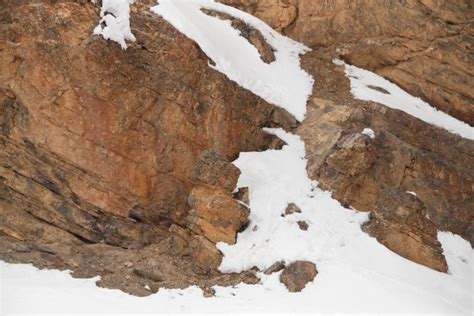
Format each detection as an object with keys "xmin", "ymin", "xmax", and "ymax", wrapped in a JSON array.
[
  {"xmin": 187, "ymin": 185, "xmax": 249, "ymax": 244},
  {"xmin": 279, "ymin": 261, "xmax": 318, "ymax": 292},
  {"xmin": 0, "ymin": 0, "xmax": 295, "ymax": 293},
  {"xmin": 363, "ymin": 189, "xmax": 448, "ymax": 272},
  {"xmin": 295, "ymin": 52, "xmax": 474, "ymax": 258},
  {"xmin": 220, "ymin": 0, "xmax": 474, "ymax": 125}
]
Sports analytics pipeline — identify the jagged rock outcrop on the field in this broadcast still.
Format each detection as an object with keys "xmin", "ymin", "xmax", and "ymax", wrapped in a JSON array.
[
  {"xmin": 0, "ymin": 0, "xmax": 294, "ymax": 292},
  {"xmin": 220, "ymin": 0, "xmax": 474, "ymax": 125},
  {"xmin": 295, "ymin": 54, "xmax": 474, "ymax": 259},
  {"xmin": 363, "ymin": 189, "xmax": 448, "ymax": 272}
]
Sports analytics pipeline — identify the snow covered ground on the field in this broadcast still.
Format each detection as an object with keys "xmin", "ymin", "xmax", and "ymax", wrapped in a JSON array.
[
  {"xmin": 334, "ymin": 59, "xmax": 474, "ymax": 140},
  {"xmin": 2, "ymin": 0, "xmax": 472, "ymax": 314}
]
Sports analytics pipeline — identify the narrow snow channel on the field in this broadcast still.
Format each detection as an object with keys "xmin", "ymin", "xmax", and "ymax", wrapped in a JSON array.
[
  {"xmin": 152, "ymin": 0, "xmax": 314, "ymax": 121},
  {"xmin": 335, "ymin": 59, "xmax": 474, "ymax": 140}
]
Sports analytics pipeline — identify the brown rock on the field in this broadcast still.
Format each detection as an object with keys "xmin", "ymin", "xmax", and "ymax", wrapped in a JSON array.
[
  {"xmin": 297, "ymin": 221, "xmax": 309, "ymax": 231},
  {"xmin": 284, "ymin": 203, "xmax": 301, "ymax": 216},
  {"xmin": 363, "ymin": 189, "xmax": 448, "ymax": 272},
  {"xmin": 0, "ymin": 0, "xmax": 289, "ymax": 250},
  {"xmin": 0, "ymin": 0, "xmax": 293, "ymax": 295},
  {"xmin": 296, "ymin": 94, "xmax": 474, "ymax": 245},
  {"xmin": 191, "ymin": 150, "xmax": 241, "ymax": 193},
  {"xmin": 189, "ymin": 235, "xmax": 223, "ymax": 274},
  {"xmin": 279, "ymin": 261, "xmax": 317, "ymax": 292},
  {"xmin": 233, "ymin": 187, "xmax": 250, "ymax": 206},
  {"xmin": 187, "ymin": 185, "xmax": 249, "ymax": 244},
  {"xmin": 264, "ymin": 261, "xmax": 285, "ymax": 275}
]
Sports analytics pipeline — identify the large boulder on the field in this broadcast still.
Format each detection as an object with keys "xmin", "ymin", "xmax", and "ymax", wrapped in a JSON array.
[
  {"xmin": 279, "ymin": 261, "xmax": 318, "ymax": 292},
  {"xmin": 363, "ymin": 189, "xmax": 448, "ymax": 272}
]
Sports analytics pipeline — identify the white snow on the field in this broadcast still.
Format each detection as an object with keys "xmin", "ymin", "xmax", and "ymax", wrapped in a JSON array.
[
  {"xmin": 334, "ymin": 59, "xmax": 474, "ymax": 140},
  {"xmin": 2, "ymin": 227, "xmax": 472, "ymax": 314},
  {"xmin": 94, "ymin": 0, "xmax": 136, "ymax": 49},
  {"xmin": 152, "ymin": 0, "xmax": 314, "ymax": 121},
  {"xmin": 362, "ymin": 127, "xmax": 375, "ymax": 139}
]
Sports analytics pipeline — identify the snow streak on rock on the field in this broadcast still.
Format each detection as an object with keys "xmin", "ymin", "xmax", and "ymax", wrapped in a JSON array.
[
  {"xmin": 152, "ymin": 0, "xmax": 314, "ymax": 122},
  {"xmin": 335, "ymin": 59, "xmax": 474, "ymax": 140},
  {"xmin": 94, "ymin": 0, "xmax": 136, "ymax": 49}
]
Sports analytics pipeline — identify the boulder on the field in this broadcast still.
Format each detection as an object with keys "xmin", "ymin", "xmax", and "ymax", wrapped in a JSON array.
[
  {"xmin": 363, "ymin": 189, "xmax": 448, "ymax": 272},
  {"xmin": 279, "ymin": 261, "xmax": 317, "ymax": 292},
  {"xmin": 187, "ymin": 185, "xmax": 249, "ymax": 244},
  {"xmin": 189, "ymin": 235, "xmax": 223, "ymax": 274}
]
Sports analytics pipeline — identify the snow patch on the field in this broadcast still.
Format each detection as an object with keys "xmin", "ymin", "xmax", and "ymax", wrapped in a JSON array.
[
  {"xmin": 94, "ymin": 0, "xmax": 136, "ymax": 49},
  {"xmin": 335, "ymin": 59, "xmax": 474, "ymax": 140},
  {"xmin": 362, "ymin": 127, "xmax": 375, "ymax": 139},
  {"xmin": 152, "ymin": 0, "xmax": 314, "ymax": 121}
]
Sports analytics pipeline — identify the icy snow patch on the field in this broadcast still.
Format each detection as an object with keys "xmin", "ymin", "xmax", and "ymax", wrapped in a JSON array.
[
  {"xmin": 152, "ymin": 0, "xmax": 314, "ymax": 121},
  {"xmin": 334, "ymin": 59, "xmax": 474, "ymax": 140},
  {"xmin": 94, "ymin": 0, "xmax": 136, "ymax": 49},
  {"xmin": 362, "ymin": 127, "xmax": 375, "ymax": 139}
]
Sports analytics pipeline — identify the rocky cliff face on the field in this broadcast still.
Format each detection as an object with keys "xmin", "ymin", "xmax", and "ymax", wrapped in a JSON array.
[
  {"xmin": 0, "ymin": 0, "xmax": 472, "ymax": 295},
  {"xmin": 221, "ymin": 0, "xmax": 474, "ymax": 125},
  {"xmin": 221, "ymin": 0, "xmax": 474, "ymax": 250},
  {"xmin": 0, "ymin": 0, "xmax": 293, "ymax": 293}
]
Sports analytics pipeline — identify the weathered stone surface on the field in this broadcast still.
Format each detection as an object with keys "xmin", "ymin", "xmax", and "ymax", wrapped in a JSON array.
[
  {"xmin": 284, "ymin": 202, "xmax": 301, "ymax": 216},
  {"xmin": 189, "ymin": 235, "xmax": 223, "ymax": 274},
  {"xmin": 295, "ymin": 59, "xmax": 474, "ymax": 247},
  {"xmin": 297, "ymin": 220, "xmax": 308, "ymax": 231},
  {"xmin": 363, "ymin": 189, "xmax": 448, "ymax": 272},
  {"xmin": 233, "ymin": 187, "xmax": 250, "ymax": 206},
  {"xmin": 264, "ymin": 261, "xmax": 285, "ymax": 275},
  {"xmin": 187, "ymin": 185, "xmax": 249, "ymax": 244},
  {"xmin": 191, "ymin": 150, "xmax": 240, "ymax": 193},
  {"xmin": 0, "ymin": 0, "xmax": 284, "ymax": 293},
  {"xmin": 220, "ymin": 0, "xmax": 474, "ymax": 125},
  {"xmin": 279, "ymin": 261, "xmax": 317, "ymax": 292},
  {"xmin": 0, "ymin": 0, "xmax": 291, "ymax": 245}
]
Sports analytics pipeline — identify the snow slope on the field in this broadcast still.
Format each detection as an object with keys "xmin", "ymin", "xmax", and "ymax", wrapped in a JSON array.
[
  {"xmin": 152, "ymin": 0, "xmax": 314, "ymax": 121},
  {"xmin": 335, "ymin": 59, "xmax": 474, "ymax": 140}
]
